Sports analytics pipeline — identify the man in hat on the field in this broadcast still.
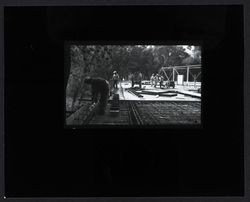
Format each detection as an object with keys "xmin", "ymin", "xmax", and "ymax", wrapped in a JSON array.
[
  {"xmin": 150, "ymin": 73, "xmax": 155, "ymax": 87},
  {"xmin": 112, "ymin": 71, "xmax": 120, "ymax": 89},
  {"xmin": 159, "ymin": 75, "xmax": 164, "ymax": 89},
  {"xmin": 154, "ymin": 74, "xmax": 159, "ymax": 88},
  {"xmin": 84, "ymin": 77, "xmax": 110, "ymax": 115}
]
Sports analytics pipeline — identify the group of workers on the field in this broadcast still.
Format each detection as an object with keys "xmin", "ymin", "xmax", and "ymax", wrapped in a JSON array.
[
  {"xmin": 112, "ymin": 71, "xmax": 167, "ymax": 89},
  {"xmin": 150, "ymin": 73, "xmax": 165, "ymax": 88},
  {"xmin": 83, "ymin": 71, "xmax": 169, "ymax": 115}
]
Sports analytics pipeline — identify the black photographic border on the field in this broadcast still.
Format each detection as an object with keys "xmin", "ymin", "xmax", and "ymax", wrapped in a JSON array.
[{"xmin": 0, "ymin": 1, "xmax": 248, "ymax": 201}]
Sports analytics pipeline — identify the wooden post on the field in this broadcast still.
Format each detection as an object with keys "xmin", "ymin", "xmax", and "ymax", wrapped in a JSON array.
[
  {"xmin": 194, "ymin": 75, "xmax": 197, "ymax": 88},
  {"xmin": 186, "ymin": 66, "xmax": 189, "ymax": 86},
  {"xmin": 172, "ymin": 67, "xmax": 175, "ymax": 82}
]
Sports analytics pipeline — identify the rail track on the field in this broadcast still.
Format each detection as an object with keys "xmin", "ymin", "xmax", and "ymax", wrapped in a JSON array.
[
  {"xmin": 66, "ymin": 83, "xmax": 201, "ymax": 126},
  {"xmin": 86, "ymin": 100, "xmax": 201, "ymax": 125}
]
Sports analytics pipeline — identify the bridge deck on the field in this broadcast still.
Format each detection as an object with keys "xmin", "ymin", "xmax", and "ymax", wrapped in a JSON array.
[
  {"xmin": 84, "ymin": 101, "xmax": 201, "ymax": 126},
  {"xmin": 66, "ymin": 82, "xmax": 201, "ymax": 126}
]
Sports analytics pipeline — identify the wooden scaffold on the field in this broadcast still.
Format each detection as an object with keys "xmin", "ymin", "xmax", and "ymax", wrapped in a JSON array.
[{"xmin": 159, "ymin": 64, "xmax": 201, "ymax": 87}]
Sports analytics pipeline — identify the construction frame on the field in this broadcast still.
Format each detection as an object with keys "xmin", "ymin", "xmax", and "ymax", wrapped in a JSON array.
[{"xmin": 159, "ymin": 64, "xmax": 202, "ymax": 86}]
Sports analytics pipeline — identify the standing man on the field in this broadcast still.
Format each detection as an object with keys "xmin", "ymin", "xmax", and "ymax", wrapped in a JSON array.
[
  {"xmin": 84, "ymin": 77, "xmax": 110, "ymax": 115},
  {"xmin": 154, "ymin": 74, "xmax": 159, "ymax": 88},
  {"xmin": 112, "ymin": 71, "xmax": 120, "ymax": 89},
  {"xmin": 159, "ymin": 75, "xmax": 164, "ymax": 89},
  {"xmin": 150, "ymin": 73, "xmax": 155, "ymax": 87}
]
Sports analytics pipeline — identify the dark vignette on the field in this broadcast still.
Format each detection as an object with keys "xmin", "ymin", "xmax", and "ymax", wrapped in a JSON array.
[{"xmin": 2, "ymin": 4, "xmax": 245, "ymax": 199}]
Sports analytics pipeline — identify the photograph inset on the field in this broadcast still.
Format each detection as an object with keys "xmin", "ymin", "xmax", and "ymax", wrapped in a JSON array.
[{"xmin": 65, "ymin": 45, "xmax": 201, "ymax": 126}]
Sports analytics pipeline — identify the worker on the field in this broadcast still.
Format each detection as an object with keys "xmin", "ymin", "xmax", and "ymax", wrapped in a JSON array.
[
  {"xmin": 112, "ymin": 71, "xmax": 120, "ymax": 89},
  {"xmin": 150, "ymin": 73, "xmax": 155, "ymax": 87},
  {"xmin": 84, "ymin": 77, "xmax": 110, "ymax": 115},
  {"xmin": 159, "ymin": 75, "xmax": 164, "ymax": 89},
  {"xmin": 154, "ymin": 74, "xmax": 159, "ymax": 88}
]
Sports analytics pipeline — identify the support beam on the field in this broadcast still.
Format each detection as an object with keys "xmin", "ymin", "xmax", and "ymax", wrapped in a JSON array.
[
  {"xmin": 162, "ymin": 68, "xmax": 170, "ymax": 81},
  {"xmin": 196, "ymin": 72, "xmax": 201, "ymax": 79},
  {"xmin": 174, "ymin": 68, "xmax": 180, "ymax": 75},
  {"xmin": 186, "ymin": 66, "xmax": 190, "ymax": 86},
  {"xmin": 189, "ymin": 71, "xmax": 196, "ymax": 80},
  {"xmin": 162, "ymin": 64, "xmax": 201, "ymax": 69}
]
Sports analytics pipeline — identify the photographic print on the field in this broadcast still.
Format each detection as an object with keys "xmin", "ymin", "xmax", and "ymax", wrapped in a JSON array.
[
  {"xmin": 65, "ymin": 44, "xmax": 202, "ymax": 126},
  {"xmin": 4, "ymin": 4, "xmax": 245, "ymax": 198}
]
